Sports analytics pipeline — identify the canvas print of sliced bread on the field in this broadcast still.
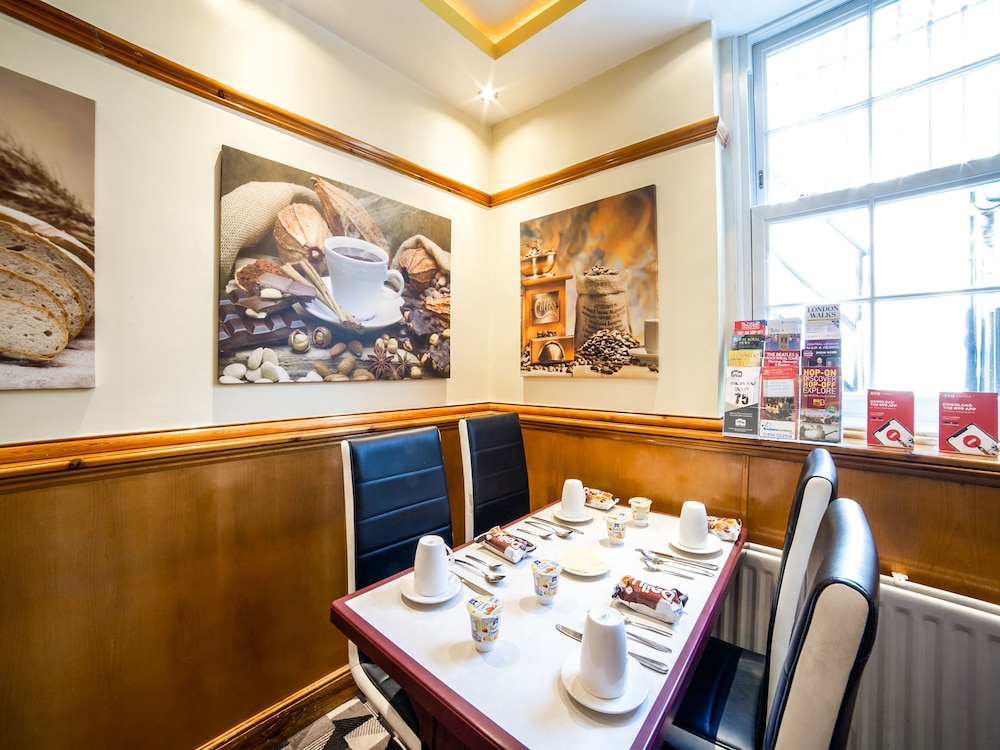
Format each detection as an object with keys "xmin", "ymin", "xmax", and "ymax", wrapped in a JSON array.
[{"xmin": 0, "ymin": 66, "xmax": 95, "ymax": 389}]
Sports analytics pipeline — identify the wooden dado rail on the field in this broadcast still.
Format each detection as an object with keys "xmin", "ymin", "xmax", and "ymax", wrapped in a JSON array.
[{"xmin": 1, "ymin": 405, "xmax": 998, "ymax": 750}]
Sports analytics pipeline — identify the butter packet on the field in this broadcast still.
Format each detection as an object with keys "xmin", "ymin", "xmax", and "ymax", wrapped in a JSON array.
[
  {"xmin": 708, "ymin": 516, "xmax": 742, "ymax": 541},
  {"xmin": 611, "ymin": 575, "xmax": 687, "ymax": 623}
]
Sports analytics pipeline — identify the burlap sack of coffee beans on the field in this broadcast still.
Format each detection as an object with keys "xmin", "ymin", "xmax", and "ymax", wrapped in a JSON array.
[
  {"xmin": 574, "ymin": 268, "xmax": 632, "ymax": 348},
  {"xmin": 219, "ymin": 181, "xmax": 321, "ymax": 282}
]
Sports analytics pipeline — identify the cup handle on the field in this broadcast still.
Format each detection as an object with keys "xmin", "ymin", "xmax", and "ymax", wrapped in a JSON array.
[
  {"xmin": 383, "ymin": 269, "xmax": 405, "ymax": 299},
  {"xmin": 445, "ymin": 545, "xmax": 454, "ymax": 571}
]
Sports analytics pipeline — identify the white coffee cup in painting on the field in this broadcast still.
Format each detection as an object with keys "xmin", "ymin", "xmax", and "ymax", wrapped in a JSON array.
[
  {"xmin": 678, "ymin": 500, "xmax": 709, "ymax": 550},
  {"xmin": 413, "ymin": 534, "xmax": 453, "ymax": 597},
  {"xmin": 579, "ymin": 607, "xmax": 629, "ymax": 700},
  {"xmin": 323, "ymin": 237, "xmax": 404, "ymax": 321},
  {"xmin": 561, "ymin": 478, "xmax": 586, "ymax": 520},
  {"xmin": 644, "ymin": 319, "xmax": 659, "ymax": 354}
]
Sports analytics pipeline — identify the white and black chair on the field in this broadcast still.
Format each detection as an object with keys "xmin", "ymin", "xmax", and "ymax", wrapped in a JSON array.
[
  {"xmin": 663, "ymin": 447, "xmax": 839, "ymax": 748},
  {"xmin": 458, "ymin": 412, "xmax": 531, "ymax": 541},
  {"xmin": 663, "ymin": 495, "xmax": 878, "ymax": 750},
  {"xmin": 341, "ymin": 426, "xmax": 454, "ymax": 750}
]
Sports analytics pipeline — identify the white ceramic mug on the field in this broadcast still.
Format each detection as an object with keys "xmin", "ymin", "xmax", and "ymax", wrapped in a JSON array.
[
  {"xmin": 644, "ymin": 319, "xmax": 659, "ymax": 354},
  {"xmin": 413, "ymin": 534, "xmax": 453, "ymax": 597},
  {"xmin": 324, "ymin": 237, "xmax": 404, "ymax": 321},
  {"xmin": 561, "ymin": 478, "xmax": 586, "ymax": 520},
  {"xmin": 678, "ymin": 500, "xmax": 709, "ymax": 550},
  {"xmin": 579, "ymin": 607, "xmax": 628, "ymax": 700}
]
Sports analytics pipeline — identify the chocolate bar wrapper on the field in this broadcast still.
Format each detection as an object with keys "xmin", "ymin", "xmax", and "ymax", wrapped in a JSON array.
[
  {"xmin": 708, "ymin": 516, "xmax": 742, "ymax": 542},
  {"xmin": 474, "ymin": 526, "xmax": 536, "ymax": 563},
  {"xmin": 611, "ymin": 575, "xmax": 687, "ymax": 623}
]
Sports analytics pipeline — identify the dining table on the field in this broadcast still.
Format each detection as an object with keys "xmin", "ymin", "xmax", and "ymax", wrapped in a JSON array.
[{"xmin": 329, "ymin": 501, "xmax": 747, "ymax": 750}]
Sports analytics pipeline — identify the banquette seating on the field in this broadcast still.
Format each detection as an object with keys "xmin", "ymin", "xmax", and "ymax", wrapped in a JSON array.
[{"xmin": 341, "ymin": 426, "xmax": 454, "ymax": 750}]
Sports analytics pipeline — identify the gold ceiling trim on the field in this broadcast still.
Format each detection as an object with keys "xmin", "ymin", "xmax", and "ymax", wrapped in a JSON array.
[{"xmin": 419, "ymin": 0, "xmax": 586, "ymax": 59}]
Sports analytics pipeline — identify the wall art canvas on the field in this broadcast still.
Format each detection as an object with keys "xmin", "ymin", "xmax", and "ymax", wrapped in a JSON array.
[
  {"xmin": 0, "ymin": 66, "xmax": 96, "ymax": 389},
  {"xmin": 218, "ymin": 146, "xmax": 452, "ymax": 383},
  {"xmin": 519, "ymin": 185, "xmax": 657, "ymax": 378}
]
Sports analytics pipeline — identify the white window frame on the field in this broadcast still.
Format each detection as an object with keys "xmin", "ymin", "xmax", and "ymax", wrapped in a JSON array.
[{"xmin": 736, "ymin": 0, "xmax": 1000, "ymax": 436}]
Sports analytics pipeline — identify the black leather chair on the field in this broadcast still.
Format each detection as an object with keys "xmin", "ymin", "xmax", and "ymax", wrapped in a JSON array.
[
  {"xmin": 341, "ymin": 426, "xmax": 454, "ymax": 750},
  {"xmin": 458, "ymin": 412, "xmax": 531, "ymax": 541},
  {"xmin": 663, "ymin": 447, "xmax": 840, "ymax": 748},
  {"xmin": 663, "ymin": 496, "xmax": 878, "ymax": 750}
]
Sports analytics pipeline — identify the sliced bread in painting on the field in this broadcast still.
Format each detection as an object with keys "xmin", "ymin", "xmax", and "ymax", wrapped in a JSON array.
[
  {"xmin": 0, "ymin": 204, "xmax": 95, "ymax": 270},
  {"xmin": 0, "ymin": 219, "xmax": 94, "ymax": 322},
  {"xmin": 0, "ymin": 295, "xmax": 69, "ymax": 361},
  {"xmin": 0, "ymin": 247, "xmax": 85, "ymax": 337},
  {"xmin": 0, "ymin": 266, "xmax": 70, "ymax": 333}
]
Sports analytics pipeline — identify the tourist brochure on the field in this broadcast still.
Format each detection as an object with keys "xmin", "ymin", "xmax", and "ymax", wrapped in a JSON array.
[
  {"xmin": 938, "ymin": 392, "xmax": 999, "ymax": 457},
  {"xmin": 867, "ymin": 390, "xmax": 915, "ymax": 449},
  {"xmin": 724, "ymin": 320, "xmax": 766, "ymax": 436},
  {"xmin": 799, "ymin": 305, "xmax": 842, "ymax": 444},
  {"xmin": 759, "ymin": 318, "xmax": 801, "ymax": 441}
]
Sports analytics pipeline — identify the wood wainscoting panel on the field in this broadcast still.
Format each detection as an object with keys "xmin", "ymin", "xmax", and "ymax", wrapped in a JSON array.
[
  {"xmin": 521, "ymin": 422, "xmax": 749, "ymax": 521},
  {"xmin": 0, "ymin": 442, "xmax": 349, "ymax": 750}
]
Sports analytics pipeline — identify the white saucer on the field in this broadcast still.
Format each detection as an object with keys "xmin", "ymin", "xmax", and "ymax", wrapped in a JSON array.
[
  {"xmin": 670, "ymin": 535, "xmax": 724, "ymax": 556},
  {"xmin": 629, "ymin": 347, "xmax": 659, "ymax": 365},
  {"xmin": 553, "ymin": 509, "xmax": 594, "ymax": 524},
  {"xmin": 302, "ymin": 282, "xmax": 403, "ymax": 331},
  {"xmin": 399, "ymin": 572, "xmax": 462, "ymax": 605},
  {"xmin": 560, "ymin": 656, "xmax": 647, "ymax": 714},
  {"xmin": 561, "ymin": 564, "xmax": 610, "ymax": 578}
]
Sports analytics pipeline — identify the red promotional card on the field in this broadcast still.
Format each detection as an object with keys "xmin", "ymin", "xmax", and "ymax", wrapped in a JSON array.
[
  {"xmin": 938, "ymin": 392, "xmax": 999, "ymax": 457},
  {"xmin": 867, "ymin": 390, "xmax": 915, "ymax": 449}
]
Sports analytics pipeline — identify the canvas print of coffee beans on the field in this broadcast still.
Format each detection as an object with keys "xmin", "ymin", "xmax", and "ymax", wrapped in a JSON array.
[
  {"xmin": 519, "ymin": 186, "xmax": 658, "ymax": 378},
  {"xmin": 218, "ymin": 146, "xmax": 452, "ymax": 383}
]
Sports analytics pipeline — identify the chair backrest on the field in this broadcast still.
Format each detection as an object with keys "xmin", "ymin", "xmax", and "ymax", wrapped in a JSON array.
[
  {"xmin": 342, "ymin": 426, "xmax": 453, "ymax": 592},
  {"xmin": 458, "ymin": 412, "xmax": 531, "ymax": 541},
  {"xmin": 764, "ymin": 447, "xmax": 838, "ymax": 712},
  {"xmin": 764, "ymin": 497, "xmax": 880, "ymax": 750}
]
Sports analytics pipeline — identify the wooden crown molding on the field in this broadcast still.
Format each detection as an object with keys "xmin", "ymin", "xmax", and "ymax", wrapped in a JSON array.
[{"xmin": 0, "ymin": 0, "xmax": 726, "ymax": 209}]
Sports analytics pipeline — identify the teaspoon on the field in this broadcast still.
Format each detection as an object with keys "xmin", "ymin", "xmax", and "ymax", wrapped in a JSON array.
[
  {"xmin": 526, "ymin": 519, "xmax": 573, "ymax": 538},
  {"xmin": 517, "ymin": 526, "xmax": 552, "ymax": 540},
  {"xmin": 466, "ymin": 554, "xmax": 504, "ymax": 572},
  {"xmin": 455, "ymin": 557, "xmax": 506, "ymax": 583}
]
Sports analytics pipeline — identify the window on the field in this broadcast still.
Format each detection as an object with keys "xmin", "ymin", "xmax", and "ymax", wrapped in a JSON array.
[{"xmin": 748, "ymin": 0, "xmax": 1000, "ymax": 431}]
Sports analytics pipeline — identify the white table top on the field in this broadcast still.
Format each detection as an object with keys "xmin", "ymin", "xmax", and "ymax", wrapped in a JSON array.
[{"xmin": 336, "ymin": 504, "xmax": 744, "ymax": 750}]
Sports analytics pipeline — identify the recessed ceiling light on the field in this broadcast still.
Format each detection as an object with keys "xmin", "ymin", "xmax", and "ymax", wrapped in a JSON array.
[{"xmin": 478, "ymin": 87, "xmax": 499, "ymax": 102}]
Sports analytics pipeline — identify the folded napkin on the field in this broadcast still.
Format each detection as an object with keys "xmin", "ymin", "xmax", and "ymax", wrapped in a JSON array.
[
  {"xmin": 475, "ymin": 526, "xmax": 536, "ymax": 563},
  {"xmin": 707, "ymin": 516, "xmax": 742, "ymax": 541},
  {"xmin": 611, "ymin": 575, "xmax": 687, "ymax": 623}
]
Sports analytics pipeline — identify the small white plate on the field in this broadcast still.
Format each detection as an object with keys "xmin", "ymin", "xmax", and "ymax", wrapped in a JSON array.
[
  {"xmin": 670, "ymin": 535, "xmax": 724, "ymax": 556},
  {"xmin": 560, "ymin": 656, "xmax": 648, "ymax": 714},
  {"xmin": 561, "ymin": 563, "xmax": 610, "ymax": 578},
  {"xmin": 553, "ymin": 508, "xmax": 594, "ymax": 524},
  {"xmin": 399, "ymin": 572, "xmax": 462, "ymax": 605},
  {"xmin": 302, "ymin": 283, "xmax": 403, "ymax": 331}
]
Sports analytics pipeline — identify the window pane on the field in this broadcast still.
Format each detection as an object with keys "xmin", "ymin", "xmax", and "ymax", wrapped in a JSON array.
[
  {"xmin": 767, "ymin": 110, "xmax": 870, "ymax": 200},
  {"xmin": 873, "ymin": 68, "xmax": 1000, "ymax": 181},
  {"xmin": 767, "ymin": 207, "xmax": 871, "ymax": 305},
  {"xmin": 873, "ymin": 181, "xmax": 1000, "ymax": 295},
  {"xmin": 765, "ymin": 16, "xmax": 868, "ymax": 130},
  {"xmin": 872, "ymin": 292, "xmax": 1000, "ymax": 393}
]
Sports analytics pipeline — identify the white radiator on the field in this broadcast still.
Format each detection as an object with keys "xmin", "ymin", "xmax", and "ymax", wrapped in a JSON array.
[{"xmin": 713, "ymin": 545, "xmax": 1000, "ymax": 749}]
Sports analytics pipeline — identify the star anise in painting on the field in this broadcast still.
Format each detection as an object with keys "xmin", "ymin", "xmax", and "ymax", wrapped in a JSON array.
[
  {"xmin": 393, "ymin": 352, "xmax": 411, "ymax": 380},
  {"xmin": 366, "ymin": 348, "xmax": 396, "ymax": 379}
]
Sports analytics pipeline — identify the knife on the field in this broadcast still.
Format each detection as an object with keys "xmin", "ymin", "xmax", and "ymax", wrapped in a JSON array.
[
  {"xmin": 639, "ymin": 548, "xmax": 719, "ymax": 571},
  {"xmin": 455, "ymin": 573, "xmax": 492, "ymax": 597},
  {"xmin": 555, "ymin": 624, "xmax": 670, "ymax": 674},
  {"xmin": 529, "ymin": 516, "xmax": 579, "ymax": 533},
  {"xmin": 626, "ymin": 629, "xmax": 672, "ymax": 653}
]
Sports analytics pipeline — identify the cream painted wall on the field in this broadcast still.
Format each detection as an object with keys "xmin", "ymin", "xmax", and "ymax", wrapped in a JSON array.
[
  {"xmin": 488, "ymin": 23, "xmax": 728, "ymax": 417},
  {"xmin": 0, "ymin": 4, "xmax": 491, "ymax": 443},
  {"xmin": 0, "ymin": 4, "xmax": 729, "ymax": 445}
]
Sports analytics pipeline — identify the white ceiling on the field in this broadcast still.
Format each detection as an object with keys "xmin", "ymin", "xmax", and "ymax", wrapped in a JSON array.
[{"xmin": 279, "ymin": 0, "xmax": 817, "ymax": 125}]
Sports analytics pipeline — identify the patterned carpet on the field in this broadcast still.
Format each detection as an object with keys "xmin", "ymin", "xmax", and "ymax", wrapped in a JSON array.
[{"xmin": 271, "ymin": 697, "xmax": 405, "ymax": 750}]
